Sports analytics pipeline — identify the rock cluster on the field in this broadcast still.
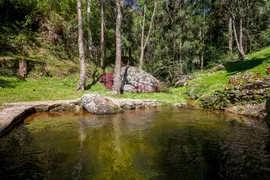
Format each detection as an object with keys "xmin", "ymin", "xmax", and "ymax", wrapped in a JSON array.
[
  {"xmin": 121, "ymin": 66, "xmax": 159, "ymax": 93},
  {"xmin": 228, "ymin": 72, "xmax": 264, "ymax": 85},
  {"xmin": 200, "ymin": 78, "xmax": 270, "ymax": 112}
]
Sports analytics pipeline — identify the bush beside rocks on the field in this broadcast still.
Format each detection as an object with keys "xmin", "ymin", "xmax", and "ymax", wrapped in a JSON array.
[{"xmin": 174, "ymin": 75, "xmax": 192, "ymax": 87}]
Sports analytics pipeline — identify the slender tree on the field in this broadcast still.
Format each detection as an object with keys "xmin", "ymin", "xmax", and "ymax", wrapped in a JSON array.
[
  {"xmin": 77, "ymin": 0, "xmax": 86, "ymax": 91},
  {"xmin": 222, "ymin": 0, "xmax": 246, "ymax": 60},
  {"xmin": 139, "ymin": 0, "xmax": 157, "ymax": 69},
  {"xmin": 100, "ymin": 0, "xmax": 105, "ymax": 68},
  {"xmin": 87, "ymin": 0, "xmax": 93, "ymax": 60},
  {"xmin": 228, "ymin": 17, "xmax": 233, "ymax": 55},
  {"xmin": 199, "ymin": 26, "xmax": 204, "ymax": 70},
  {"xmin": 113, "ymin": 0, "xmax": 123, "ymax": 94}
]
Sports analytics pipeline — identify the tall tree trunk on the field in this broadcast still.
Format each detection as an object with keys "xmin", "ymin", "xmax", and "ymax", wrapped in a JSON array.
[
  {"xmin": 19, "ymin": 57, "xmax": 27, "ymax": 78},
  {"xmin": 113, "ymin": 0, "xmax": 123, "ymax": 94},
  {"xmin": 199, "ymin": 27, "xmax": 204, "ymax": 70},
  {"xmin": 179, "ymin": 38, "xmax": 183, "ymax": 74},
  {"xmin": 228, "ymin": 17, "xmax": 233, "ymax": 55},
  {"xmin": 128, "ymin": 47, "xmax": 132, "ymax": 65},
  {"xmin": 87, "ymin": 0, "xmax": 93, "ymax": 61},
  {"xmin": 139, "ymin": 4, "xmax": 146, "ymax": 70},
  {"xmin": 77, "ymin": 0, "xmax": 86, "ymax": 91},
  {"xmin": 232, "ymin": 18, "xmax": 245, "ymax": 60},
  {"xmin": 178, "ymin": 0, "xmax": 183, "ymax": 8},
  {"xmin": 139, "ymin": 1, "xmax": 157, "ymax": 69},
  {"xmin": 100, "ymin": 0, "xmax": 105, "ymax": 68},
  {"xmin": 239, "ymin": 16, "xmax": 244, "ymax": 58}
]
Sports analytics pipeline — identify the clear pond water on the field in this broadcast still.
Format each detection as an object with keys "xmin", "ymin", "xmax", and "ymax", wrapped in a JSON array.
[{"xmin": 1, "ymin": 108, "xmax": 270, "ymax": 180}]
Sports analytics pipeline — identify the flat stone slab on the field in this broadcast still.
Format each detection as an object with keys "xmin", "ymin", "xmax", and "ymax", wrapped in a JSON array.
[
  {"xmin": 0, "ymin": 99, "xmax": 82, "ymax": 136},
  {"xmin": 2, "ymin": 99, "xmax": 81, "ymax": 112},
  {"xmin": 0, "ymin": 106, "xmax": 36, "ymax": 136}
]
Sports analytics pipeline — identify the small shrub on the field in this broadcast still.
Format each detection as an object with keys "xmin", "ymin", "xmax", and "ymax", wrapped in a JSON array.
[
  {"xmin": 266, "ymin": 68, "xmax": 270, "ymax": 76},
  {"xmin": 99, "ymin": 72, "xmax": 114, "ymax": 90},
  {"xmin": 157, "ymin": 82, "xmax": 170, "ymax": 93},
  {"xmin": 0, "ymin": 67, "xmax": 13, "ymax": 76}
]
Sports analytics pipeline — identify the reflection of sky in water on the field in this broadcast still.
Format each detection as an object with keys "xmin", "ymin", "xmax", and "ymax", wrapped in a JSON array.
[{"xmin": 0, "ymin": 108, "xmax": 270, "ymax": 179}]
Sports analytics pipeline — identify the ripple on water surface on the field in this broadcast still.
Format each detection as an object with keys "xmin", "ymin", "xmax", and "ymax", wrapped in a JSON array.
[{"xmin": 0, "ymin": 108, "xmax": 270, "ymax": 180}]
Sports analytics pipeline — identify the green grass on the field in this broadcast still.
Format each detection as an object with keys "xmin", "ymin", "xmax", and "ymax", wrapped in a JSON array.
[
  {"xmin": 115, "ymin": 87, "xmax": 187, "ymax": 104},
  {"xmin": 0, "ymin": 75, "xmax": 108, "ymax": 106},
  {"xmin": 0, "ymin": 75, "xmax": 186, "ymax": 107}
]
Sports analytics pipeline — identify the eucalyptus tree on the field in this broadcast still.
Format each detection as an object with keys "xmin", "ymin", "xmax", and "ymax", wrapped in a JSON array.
[
  {"xmin": 221, "ymin": 0, "xmax": 265, "ymax": 60},
  {"xmin": 113, "ymin": 0, "xmax": 124, "ymax": 94},
  {"xmin": 76, "ymin": 0, "xmax": 86, "ymax": 91},
  {"xmin": 87, "ymin": 0, "xmax": 93, "ymax": 61},
  {"xmin": 100, "ymin": 0, "xmax": 105, "ymax": 68},
  {"xmin": 139, "ymin": 0, "xmax": 157, "ymax": 69}
]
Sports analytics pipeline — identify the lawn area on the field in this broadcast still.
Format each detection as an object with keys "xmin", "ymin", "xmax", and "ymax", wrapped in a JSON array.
[
  {"xmin": 0, "ymin": 75, "xmax": 107, "ymax": 106},
  {"xmin": 0, "ymin": 75, "xmax": 187, "ymax": 107}
]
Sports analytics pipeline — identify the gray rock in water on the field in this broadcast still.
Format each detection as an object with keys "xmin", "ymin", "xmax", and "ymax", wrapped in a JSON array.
[
  {"xmin": 121, "ymin": 66, "xmax": 159, "ymax": 93},
  {"xmin": 82, "ymin": 94, "xmax": 123, "ymax": 114}
]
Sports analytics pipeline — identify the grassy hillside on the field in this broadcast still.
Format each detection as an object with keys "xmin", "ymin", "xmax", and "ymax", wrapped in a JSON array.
[
  {"xmin": 187, "ymin": 47, "xmax": 270, "ymax": 102},
  {"xmin": 0, "ymin": 47, "xmax": 269, "ymax": 107}
]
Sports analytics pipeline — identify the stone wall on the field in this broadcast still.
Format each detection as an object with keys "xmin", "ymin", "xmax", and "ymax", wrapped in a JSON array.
[{"xmin": 200, "ymin": 78, "xmax": 270, "ymax": 119}]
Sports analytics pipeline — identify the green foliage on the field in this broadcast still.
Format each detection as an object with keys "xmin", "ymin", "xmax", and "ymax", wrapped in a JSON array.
[{"xmin": 259, "ymin": 26, "xmax": 270, "ymax": 48}]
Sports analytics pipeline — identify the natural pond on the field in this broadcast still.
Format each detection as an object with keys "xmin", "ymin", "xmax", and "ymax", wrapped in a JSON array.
[{"xmin": 0, "ymin": 108, "xmax": 270, "ymax": 179}]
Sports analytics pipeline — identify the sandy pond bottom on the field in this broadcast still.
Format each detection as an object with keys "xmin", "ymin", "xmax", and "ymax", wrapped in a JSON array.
[{"xmin": 0, "ymin": 108, "xmax": 270, "ymax": 180}]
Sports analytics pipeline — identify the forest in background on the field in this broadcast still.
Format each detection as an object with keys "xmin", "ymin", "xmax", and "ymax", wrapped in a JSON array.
[{"xmin": 0, "ymin": 0, "xmax": 270, "ymax": 89}]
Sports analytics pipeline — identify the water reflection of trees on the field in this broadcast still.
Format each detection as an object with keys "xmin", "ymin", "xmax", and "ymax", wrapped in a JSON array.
[
  {"xmin": 79, "ymin": 109, "xmax": 158, "ymax": 179},
  {"xmin": 0, "ymin": 125, "xmax": 44, "ymax": 179},
  {"xmin": 1, "ymin": 109, "xmax": 270, "ymax": 179}
]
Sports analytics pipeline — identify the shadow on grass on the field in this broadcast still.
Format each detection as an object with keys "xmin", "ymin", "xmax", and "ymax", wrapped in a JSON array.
[
  {"xmin": 0, "ymin": 57, "xmax": 47, "ymax": 77},
  {"xmin": 225, "ymin": 56, "xmax": 268, "ymax": 74},
  {"xmin": 86, "ymin": 68, "xmax": 102, "ymax": 90},
  {"xmin": 0, "ymin": 78, "xmax": 19, "ymax": 88}
]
